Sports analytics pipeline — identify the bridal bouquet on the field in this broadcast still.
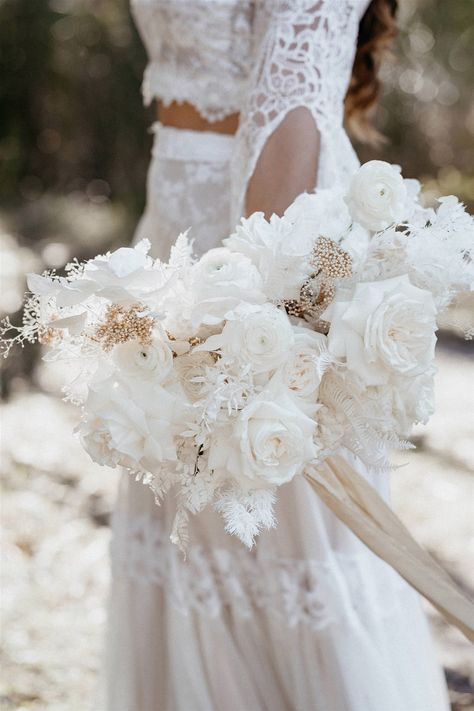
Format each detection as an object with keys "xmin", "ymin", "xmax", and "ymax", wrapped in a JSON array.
[{"xmin": 2, "ymin": 161, "xmax": 474, "ymax": 637}]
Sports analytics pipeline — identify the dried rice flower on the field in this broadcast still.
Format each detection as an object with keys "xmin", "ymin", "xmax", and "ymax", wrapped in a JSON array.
[
  {"xmin": 284, "ymin": 237, "xmax": 352, "ymax": 327},
  {"xmin": 311, "ymin": 236, "xmax": 352, "ymax": 280},
  {"xmin": 92, "ymin": 303, "xmax": 154, "ymax": 352}
]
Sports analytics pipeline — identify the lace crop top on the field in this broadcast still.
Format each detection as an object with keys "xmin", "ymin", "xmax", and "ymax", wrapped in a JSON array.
[
  {"xmin": 131, "ymin": 0, "xmax": 255, "ymax": 121},
  {"xmin": 131, "ymin": 0, "xmax": 370, "ymax": 219}
]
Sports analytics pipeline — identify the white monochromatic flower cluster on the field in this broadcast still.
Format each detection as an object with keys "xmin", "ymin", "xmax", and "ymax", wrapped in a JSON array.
[{"xmin": 3, "ymin": 161, "xmax": 473, "ymax": 549}]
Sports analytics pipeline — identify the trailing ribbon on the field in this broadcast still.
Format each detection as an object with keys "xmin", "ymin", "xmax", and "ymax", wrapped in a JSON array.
[{"xmin": 305, "ymin": 455, "xmax": 474, "ymax": 642}]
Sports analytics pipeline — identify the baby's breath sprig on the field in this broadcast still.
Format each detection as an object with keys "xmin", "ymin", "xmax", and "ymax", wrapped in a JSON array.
[{"xmin": 0, "ymin": 293, "xmax": 44, "ymax": 357}]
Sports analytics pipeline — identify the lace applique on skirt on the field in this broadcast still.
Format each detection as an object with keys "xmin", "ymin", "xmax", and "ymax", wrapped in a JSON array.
[{"xmin": 111, "ymin": 509, "xmax": 409, "ymax": 629}]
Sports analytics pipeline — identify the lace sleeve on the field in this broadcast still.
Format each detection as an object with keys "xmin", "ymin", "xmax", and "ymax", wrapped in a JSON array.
[{"xmin": 231, "ymin": 0, "xmax": 367, "ymax": 223}]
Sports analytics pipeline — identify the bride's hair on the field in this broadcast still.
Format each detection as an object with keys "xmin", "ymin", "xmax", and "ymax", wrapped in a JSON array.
[{"xmin": 345, "ymin": 0, "xmax": 398, "ymax": 143}]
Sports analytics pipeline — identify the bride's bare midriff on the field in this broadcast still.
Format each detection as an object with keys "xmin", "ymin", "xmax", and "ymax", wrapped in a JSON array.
[{"xmin": 158, "ymin": 100, "xmax": 239, "ymax": 135}]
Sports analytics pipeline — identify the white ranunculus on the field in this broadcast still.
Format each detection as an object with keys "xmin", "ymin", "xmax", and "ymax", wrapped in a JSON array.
[
  {"xmin": 224, "ymin": 212, "xmax": 312, "ymax": 300},
  {"xmin": 323, "ymin": 275, "xmax": 437, "ymax": 386},
  {"xmin": 189, "ymin": 248, "xmax": 265, "ymax": 326},
  {"xmin": 197, "ymin": 304, "xmax": 295, "ymax": 374},
  {"xmin": 209, "ymin": 391, "xmax": 318, "ymax": 485},
  {"xmin": 273, "ymin": 327, "xmax": 328, "ymax": 406},
  {"xmin": 174, "ymin": 350, "xmax": 215, "ymax": 402},
  {"xmin": 113, "ymin": 336, "xmax": 173, "ymax": 383},
  {"xmin": 346, "ymin": 161, "xmax": 408, "ymax": 231}
]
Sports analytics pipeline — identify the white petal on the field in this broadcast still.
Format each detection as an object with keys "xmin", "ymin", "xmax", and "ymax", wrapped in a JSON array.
[
  {"xmin": 48, "ymin": 312, "xmax": 87, "ymax": 334},
  {"xmin": 26, "ymin": 273, "xmax": 58, "ymax": 296}
]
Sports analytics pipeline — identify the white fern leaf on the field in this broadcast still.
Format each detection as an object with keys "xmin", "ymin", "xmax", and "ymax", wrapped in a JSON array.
[{"xmin": 168, "ymin": 230, "xmax": 195, "ymax": 273}]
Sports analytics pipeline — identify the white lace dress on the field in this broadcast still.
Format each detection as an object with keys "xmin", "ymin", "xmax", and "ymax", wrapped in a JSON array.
[{"xmin": 106, "ymin": 2, "xmax": 450, "ymax": 709}]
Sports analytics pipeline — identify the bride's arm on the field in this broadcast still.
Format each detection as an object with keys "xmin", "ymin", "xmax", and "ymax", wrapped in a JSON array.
[
  {"xmin": 245, "ymin": 107, "xmax": 320, "ymax": 218},
  {"xmin": 231, "ymin": 0, "xmax": 353, "ymax": 220}
]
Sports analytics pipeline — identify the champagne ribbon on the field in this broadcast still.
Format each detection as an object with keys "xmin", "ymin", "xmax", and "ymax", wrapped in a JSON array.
[{"xmin": 304, "ymin": 455, "xmax": 474, "ymax": 642}]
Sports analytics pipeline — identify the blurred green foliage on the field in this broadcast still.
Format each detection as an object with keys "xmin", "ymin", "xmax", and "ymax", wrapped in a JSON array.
[
  {"xmin": 359, "ymin": 0, "xmax": 474, "ymax": 209},
  {"xmin": 0, "ymin": 0, "xmax": 152, "ymax": 216},
  {"xmin": 0, "ymin": 0, "xmax": 473, "ymax": 220}
]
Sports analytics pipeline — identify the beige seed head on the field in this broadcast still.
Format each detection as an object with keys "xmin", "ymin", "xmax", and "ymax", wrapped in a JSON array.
[
  {"xmin": 93, "ymin": 303, "xmax": 154, "ymax": 352},
  {"xmin": 311, "ymin": 236, "xmax": 352, "ymax": 280}
]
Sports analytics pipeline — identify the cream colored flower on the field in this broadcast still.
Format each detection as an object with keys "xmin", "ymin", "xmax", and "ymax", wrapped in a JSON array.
[
  {"xmin": 276, "ymin": 327, "xmax": 327, "ymax": 402},
  {"xmin": 80, "ymin": 378, "xmax": 184, "ymax": 471},
  {"xmin": 209, "ymin": 391, "xmax": 319, "ymax": 485},
  {"xmin": 174, "ymin": 350, "xmax": 215, "ymax": 402},
  {"xmin": 323, "ymin": 275, "xmax": 437, "ymax": 386}
]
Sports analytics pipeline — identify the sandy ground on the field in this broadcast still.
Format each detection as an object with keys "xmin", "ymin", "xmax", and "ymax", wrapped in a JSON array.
[{"xmin": 1, "ymin": 344, "xmax": 473, "ymax": 711}]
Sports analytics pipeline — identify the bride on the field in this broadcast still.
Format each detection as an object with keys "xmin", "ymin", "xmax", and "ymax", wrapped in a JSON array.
[{"xmin": 106, "ymin": 1, "xmax": 450, "ymax": 709}]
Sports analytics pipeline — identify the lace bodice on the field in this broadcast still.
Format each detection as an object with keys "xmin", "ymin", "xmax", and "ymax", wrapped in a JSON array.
[
  {"xmin": 131, "ymin": 0, "xmax": 370, "ymax": 217},
  {"xmin": 231, "ymin": 0, "xmax": 369, "ymax": 219}
]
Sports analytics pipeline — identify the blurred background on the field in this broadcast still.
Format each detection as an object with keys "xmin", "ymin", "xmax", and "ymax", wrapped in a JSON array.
[{"xmin": 0, "ymin": 0, "xmax": 473, "ymax": 708}]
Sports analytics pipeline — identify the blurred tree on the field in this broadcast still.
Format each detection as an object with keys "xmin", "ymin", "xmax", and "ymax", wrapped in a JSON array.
[{"xmin": 0, "ymin": 0, "xmax": 152, "ymax": 216}]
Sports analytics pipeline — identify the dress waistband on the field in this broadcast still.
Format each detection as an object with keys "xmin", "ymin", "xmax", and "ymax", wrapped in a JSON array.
[{"xmin": 150, "ymin": 122, "xmax": 235, "ymax": 163}]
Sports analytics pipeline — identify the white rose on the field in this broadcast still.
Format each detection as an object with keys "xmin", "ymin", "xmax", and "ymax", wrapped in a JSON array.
[
  {"xmin": 224, "ymin": 212, "xmax": 312, "ymax": 300},
  {"xmin": 198, "ymin": 304, "xmax": 295, "ymax": 374},
  {"xmin": 189, "ymin": 248, "xmax": 265, "ymax": 326},
  {"xmin": 113, "ymin": 336, "xmax": 173, "ymax": 383},
  {"xmin": 323, "ymin": 275, "xmax": 437, "ymax": 386},
  {"xmin": 209, "ymin": 391, "xmax": 319, "ymax": 485},
  {"xmin": 174, "ymin": 350, "xmax": 215, "ymax": 402},
  {"xmin": 80, "ymin": 378, "xmax": 184, "ymax": 471},
  {"xmin": 273, "ymin": 327, "xmax": 327, "ymax": 405},
  {"xmin": 346, "ymin": 161, "xmax": 408, "ymax": 231}
]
